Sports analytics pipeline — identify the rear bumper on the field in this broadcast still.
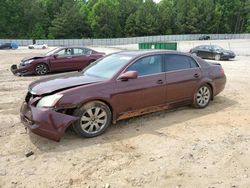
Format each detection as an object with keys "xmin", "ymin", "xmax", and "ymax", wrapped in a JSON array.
[
  {"xmin": 20, "ymin": 102, "xmax": 79, "ymax": 141},
  {"xmin": 11, "ymin": 64, "xmax": 33, "ymax": 76}
]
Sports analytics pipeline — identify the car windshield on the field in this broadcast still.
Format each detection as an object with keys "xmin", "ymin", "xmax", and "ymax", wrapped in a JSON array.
[
  {"xmin": 82, "ymin": 54, "xmax": 133, "ymax": 79},
  {"xmin": 45, "ymin": 48, "xmax": 59, "ymax": 56}
]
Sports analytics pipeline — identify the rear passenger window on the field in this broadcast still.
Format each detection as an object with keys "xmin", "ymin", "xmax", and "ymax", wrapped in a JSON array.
[
  {"xmin": 73, "ymin": 48, "xmax": 91, "ymax": 55},
  {"xmin": 189, "ymin": 57, "xmax": 199, "ymax": 68},
  {"xmin": 127, "ymin": 55, "xmax": 163, "ymax": 76},
  {"xmin": 73, "ymin": 48, "xmax": 85, "ymax": 55},
  {"xmin": 165, "ymin": 55, "xmax": 198, "ymax": 72}
]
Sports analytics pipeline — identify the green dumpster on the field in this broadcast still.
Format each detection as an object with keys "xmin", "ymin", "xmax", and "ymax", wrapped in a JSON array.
[{"xmin": 138, "ymin": 42, "xmax": 177, "ymax": 50}]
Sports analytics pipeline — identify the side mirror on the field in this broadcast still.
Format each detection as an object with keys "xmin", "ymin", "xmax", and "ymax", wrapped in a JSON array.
[
  {"xmin": 118, "ymin": 71, "xmax": 138, "ymax": 81},
  {"xmin": 53, "ymin": 54, "xmax": 58, "ymax": 59}
]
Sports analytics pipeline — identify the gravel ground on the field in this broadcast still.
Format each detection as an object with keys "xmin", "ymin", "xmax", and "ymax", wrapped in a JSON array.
[{"xmin": 0, "ymin": 43, "xmax": 250, "ymax": 188}]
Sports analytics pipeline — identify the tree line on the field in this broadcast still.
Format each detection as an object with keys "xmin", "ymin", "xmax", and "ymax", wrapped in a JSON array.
[{"xmin": 0, "ymin": 0, "xmax": 249, "ymax": 39}]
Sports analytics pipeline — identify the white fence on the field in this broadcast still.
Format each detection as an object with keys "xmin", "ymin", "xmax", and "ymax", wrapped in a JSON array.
[{"xmin": 1, "ymin": 33, "xmax": 250, "ymax": 46}]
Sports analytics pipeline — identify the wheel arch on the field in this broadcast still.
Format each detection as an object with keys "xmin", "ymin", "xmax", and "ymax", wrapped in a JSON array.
[
  {"xmin": 35, "ymin": 62, "xmax": 50, "ymax": 70},
  {"xmin": 198, "ymin": 80, "xmax": 214, "ymax": 100},
  {"xmin": 195, "ymin": 80, "xmax": 214, "ymax": 101},
  {"xmin": 33, "ymin": 62, "xmax": 50, "ymax": 75},
  {"xmin": 77, "ymin": 98, "xmax": 115, "ymax": 123},
  {"xmin": 204, "ymin": 82, "xmax": 214, "ymax": 100}
]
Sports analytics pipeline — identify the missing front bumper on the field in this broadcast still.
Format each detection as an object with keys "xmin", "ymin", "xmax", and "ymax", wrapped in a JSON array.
[{"xmin": 20, "ymin": 102, "xmax": 79, "ymax": 141}]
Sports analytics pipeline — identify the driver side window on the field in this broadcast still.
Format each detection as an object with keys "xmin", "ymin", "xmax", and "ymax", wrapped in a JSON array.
[
  {"xmin": 127, "ymin": 55, "xmax": 163, "ymax": 76},
  {"xmin": 57, "ymin": 48, "xmax": 72, "ymax": 57}
]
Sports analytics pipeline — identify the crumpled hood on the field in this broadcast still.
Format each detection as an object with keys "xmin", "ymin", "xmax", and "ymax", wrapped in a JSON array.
[
  {"xmin": 29, "ymin": 72, "xmax": 105, "ymax": 95},
  {"xmin": 21, "ymin": 55, "xmax": 45, "ymax": 62}
]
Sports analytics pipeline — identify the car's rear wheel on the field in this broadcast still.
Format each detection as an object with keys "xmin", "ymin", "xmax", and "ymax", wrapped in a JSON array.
[
  {"xmin": 35, "ymin": 63, "xmax": 49, "ymax": 75},
  {"xmin": 214, "ymin": 54, "xmax": 221, "ymax": 61},
  {"xmin": 72, "ymin": 101, "xmax": 112, "ymax": 138},
  {"xmin": 193, "ymin": 84, "xmax": 212, "ymax": 108}
]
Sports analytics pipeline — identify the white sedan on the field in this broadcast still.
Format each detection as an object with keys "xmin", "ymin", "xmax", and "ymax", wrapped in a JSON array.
[{"xmin": 28, "ymin": 44, "xmax": 48, "ymax": 49}]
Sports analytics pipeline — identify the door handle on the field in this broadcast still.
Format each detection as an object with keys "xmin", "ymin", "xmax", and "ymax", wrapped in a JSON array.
[
  {"xmin": 157, "ymin": 80, "xmax": 164, "ymax": 84},
  {"xmin": 193, "ymin": 73, "xmax": 200, "ymax": 78},
  {"xmin": 67, "ymin": 56, "xmax": 72, "ymax": 58}
]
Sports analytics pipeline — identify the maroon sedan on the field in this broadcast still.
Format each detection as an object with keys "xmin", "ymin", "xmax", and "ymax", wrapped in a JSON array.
[
  {"xmin": 11, "ymin": 47, "xmax": 105, "ymax": 75},
  {"xmin": 20, "ymin": 50, "xmax": 226, "ymax": 141}
]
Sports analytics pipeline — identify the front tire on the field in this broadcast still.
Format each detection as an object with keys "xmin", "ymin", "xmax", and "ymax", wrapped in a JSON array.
[
  {"xmin": 72, "ymin": 101, "xmax": 112, "ymax": 138},
  {"xmin": 193, "ymin": 84, "xmax": 212, "ymax": 108},
  {"xmin": 35, "ymin": 63, "xmax": 49, "ymax": 75}
]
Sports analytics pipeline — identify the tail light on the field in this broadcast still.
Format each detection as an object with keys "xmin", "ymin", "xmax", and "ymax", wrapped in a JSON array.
[{"xmin": 219, "ymin": 66, "xmax": 225, "ymax": 74}]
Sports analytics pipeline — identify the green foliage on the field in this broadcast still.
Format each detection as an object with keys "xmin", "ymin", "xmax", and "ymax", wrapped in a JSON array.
[
  {"xmin": 48, "ymin": 1, "xmax": 90, "ymax": 39},
  {"xmin": 0, "ymin": 0, "xmax": 249, "ymax": 39},
  {"xmin": 118, "ymin": 0, "xmax": 142, "ymax": 35},
  {"xmin": 91, "ymin": 0, "xmax": 121, "ymax": 38},
  {"xmin": 157, "ymin": 0, "xmax": 175, "ymax": 34}
]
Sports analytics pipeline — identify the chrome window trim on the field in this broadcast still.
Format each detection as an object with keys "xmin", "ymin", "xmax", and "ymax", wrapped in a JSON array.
[
  {"xmin": 165, "ymin": 67, "xmax": 200, "ymax": 74},
  {"xmin": 116, "ymin": 52, "xmax": 201, "ymax": 80}
]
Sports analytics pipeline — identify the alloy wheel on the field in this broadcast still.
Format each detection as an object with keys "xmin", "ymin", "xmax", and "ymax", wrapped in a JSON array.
[
  {"xmin": 35, "ymin": 64, "xmax": 48, "ymax": 75},
  {"xmin": 215, "ymin": 54, "xmax": 221, "ymax": 61},
  {"xmin": 80, "ymin": 107, "xmax": 108, "ymax": 134},
  {"xmin": 196, "ymin": 86, "xmax": 211, "ymax": 107}
]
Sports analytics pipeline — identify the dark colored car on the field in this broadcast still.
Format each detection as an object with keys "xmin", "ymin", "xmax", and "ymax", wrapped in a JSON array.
[
  {"xmin": 199, "ymin": 35, "xmax": 210, "ymax": 40},
  {"xmin": 11, "ymin": 47, "xmax": 105, "ymax": 75},
  {"xmin": 20, "ymin": 50, "xmax": 226, "ymax": 141},
  {"xmin": 190, "ymin": 45, "xmax": 235, "ymax": 61},
  {"xmin": 0, "ymin": 42, "xmax": 18, "ymax": 49}
]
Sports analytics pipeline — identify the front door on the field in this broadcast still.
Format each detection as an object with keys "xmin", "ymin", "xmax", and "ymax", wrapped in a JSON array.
[
  {"xmin": 111, "ymin": 55, "xmax": 167, "ymax": 118},
  {"xmin": 49, "ymin": 48, "xmax": 77, "ymax": 71}
]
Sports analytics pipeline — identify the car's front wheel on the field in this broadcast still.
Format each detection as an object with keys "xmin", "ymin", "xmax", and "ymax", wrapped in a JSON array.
[
  {"xmin": 72, "ymin": 101, "xmax": 112, "ymax": 138},
  {"xmin": 35, "ymin": 63, "xmax": 49, "ymax": 75},
  {"xmin": 193, "ymin": 84, "xmax": 212, "ymax": 108}
]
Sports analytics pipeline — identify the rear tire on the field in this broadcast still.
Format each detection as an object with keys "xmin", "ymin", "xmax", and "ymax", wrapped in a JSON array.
[
  {"xmin": 193, "ymin": 84, "xmax": 212, "ymax": 108},
  {"xmin": 35, "ymin": 63, "xmax": 49, "ymax": 75},
  {"xmin": 72, "ymin": 101, "xmax": 112, "ymax": 138},
  {"xmin": 214, "ymin": 54, "xmax": 221, "ymax": 61}
]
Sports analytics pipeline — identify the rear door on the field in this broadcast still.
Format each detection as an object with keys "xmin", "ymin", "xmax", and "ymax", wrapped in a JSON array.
[
  {"xmin": 72, "ymin": 48, "xmax": 93, "ymax": 70},
  {"xmin": 164, "ymin": 54, "xmax": 201, "ymax": 103}
]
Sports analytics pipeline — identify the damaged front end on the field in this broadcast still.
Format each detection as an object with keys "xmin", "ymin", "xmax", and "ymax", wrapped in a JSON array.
[
  {"xmin": 11, "ymin": 64, "xmax": 33, "ymax": 76},
  {"xmin": 20, "ymin": 91, "xmax": 79, "ymax": 141}
]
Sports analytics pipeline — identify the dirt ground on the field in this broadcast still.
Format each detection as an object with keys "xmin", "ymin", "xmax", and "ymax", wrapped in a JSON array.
[{"xmin": 0, "ymin": 44, "xmax": 250, "ymax": 188}]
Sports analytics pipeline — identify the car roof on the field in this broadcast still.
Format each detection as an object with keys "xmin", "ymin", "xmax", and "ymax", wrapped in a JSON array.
[
  {"xmin": 116, "ymin": 50, "xmax": 189, "ymax": 57},
  {"xmin": 57, "ymin": 46, "xmax": 90, "ymax": 49}
]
